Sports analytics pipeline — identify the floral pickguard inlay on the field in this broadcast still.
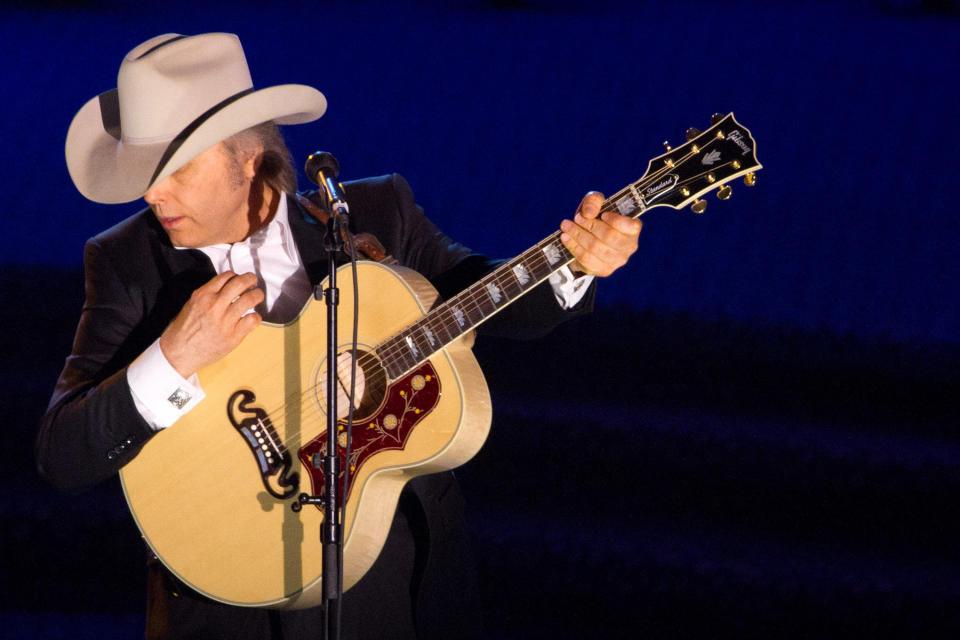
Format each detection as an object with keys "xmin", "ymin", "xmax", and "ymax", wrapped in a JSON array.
[{"xmin": 298, "ymin": 362, "xmax": 441, "ymax": 506}]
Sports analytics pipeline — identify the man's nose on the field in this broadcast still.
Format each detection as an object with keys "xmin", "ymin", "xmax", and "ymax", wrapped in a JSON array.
[
  {"xmin": 144, "ymin": 178, "xmax": 169, "ymax": 205},
  {"xmin": 144, "ymin": 187, "xmax": 160, "ymax": 205}
]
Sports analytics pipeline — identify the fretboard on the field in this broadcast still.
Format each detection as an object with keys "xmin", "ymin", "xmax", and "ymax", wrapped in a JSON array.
[{"xmin": 374, "ymin": 182, "xmax": 647, "ymax": 380}]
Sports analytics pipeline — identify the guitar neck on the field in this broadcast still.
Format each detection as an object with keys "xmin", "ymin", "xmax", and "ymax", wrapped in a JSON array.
[
  {"xmin": 375, "ymin": 112, "xmax": 761, "ymax": 380},
  {"xmin": 375, "ymin": 201, "xmax": 641, "ymax": 381}
]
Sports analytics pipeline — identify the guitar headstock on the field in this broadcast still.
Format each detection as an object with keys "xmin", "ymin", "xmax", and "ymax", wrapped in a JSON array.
[{"xmin": 607, "ymin": 112, "xmax": 761, "ymax": 217}]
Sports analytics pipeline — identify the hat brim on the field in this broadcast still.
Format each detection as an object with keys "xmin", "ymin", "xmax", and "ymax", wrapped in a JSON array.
[{"xmin": 66, "ymin": 84, "xmax": 327, "ymax": 204}]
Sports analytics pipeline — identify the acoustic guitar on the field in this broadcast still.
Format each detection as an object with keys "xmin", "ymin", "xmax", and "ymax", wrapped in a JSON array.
[{"xmin": 120, "ymin": 112, "xmax": 761, "ymax": 608}]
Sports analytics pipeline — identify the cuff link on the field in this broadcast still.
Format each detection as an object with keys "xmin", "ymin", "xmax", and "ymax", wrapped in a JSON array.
[{"xmin": 167, "ymin": 387, "xmax": 192, "ymax": 409}]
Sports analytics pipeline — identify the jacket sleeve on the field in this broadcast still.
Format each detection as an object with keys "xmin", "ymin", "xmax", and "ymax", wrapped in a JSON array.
[{"xmin": 36, "ymin": 237, "xmax": 157, "ymax": 494}]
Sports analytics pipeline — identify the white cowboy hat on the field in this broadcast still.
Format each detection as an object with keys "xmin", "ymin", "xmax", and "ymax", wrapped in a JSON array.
[{"xmin": 65, "ymin": 32, "xmax": 327, "ymax": 204}]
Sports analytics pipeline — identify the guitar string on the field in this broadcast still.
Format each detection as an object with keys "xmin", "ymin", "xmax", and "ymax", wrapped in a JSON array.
[
  {"xmin": 255, "ymin": 234, "xmax": 587, "ymax": 452},
  {"xmin": 270, "ymin": 228, "xmax": 583, "ymax": 403},
  {"xmin": 257, "ymin": 217, "xmax": 616, "ymax": 453},
  {"xmin": 262, "ymin": 137, "xmax": 741, "ymax": 440},
  {"xmin": 371, "ymin": 125, "xmax": 750, "ymax": 375},
  {"xmin": 257, "ymin": 132, "xmax": 747, "ymax": 452},
  {"xmin": 296, "ymin": 138, "xmax": 705, "ymax": 378},
  {"xmin": 286, "ymin": 156, "xmax": 759, "ymax": 494},
  {"xmin": 257, "ymin": 240, "xmax": 570, "ymax": 439},
  {"xmin": 207, "ymin": 130, "xmax": 755, "ymax": 503},
  {"xmin": 364, "ymin": 127, "xmax": 748, "ymax": 372},
  {"xmin": 313, "ymin": 132, "xmax": 730, "ymax": 381},
  {"xmin": 258, "ymin": 160, "xmax": 717, "ymax": 446},
  {"xmin": 256, "ymin": 155, "xmax": 721, "ymax": 448},
  {"xmin": 257, "ymin": 211, "xmax": 601, "ymax": 424}
]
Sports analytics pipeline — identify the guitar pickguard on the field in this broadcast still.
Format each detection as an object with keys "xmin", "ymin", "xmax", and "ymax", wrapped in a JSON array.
[
  {"xmin": 227, "ymin": 389, "xmax": 300, "ymax": 499},
  {"xmin": 298, "ymin": 362, "xmax": 441, "ymax": 507}
]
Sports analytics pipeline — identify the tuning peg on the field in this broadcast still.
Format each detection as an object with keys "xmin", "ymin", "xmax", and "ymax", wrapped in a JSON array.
[
  {"xmin": 691, "ymin": 199, "xmax": 707, "ymax": 214},
  {"xmin": 711, "ymin": 113, "xmax": 725, "ymax": 125},
  {"xmin": 663, "ymin": 140, "xmax": 673, "ymax": 152},
  {"xmin": 685, "ymin": 127, "xmax": 702, "ymax": 141},
  {"xmin": 743, "ymin": 172, "xmax": 757, "ymax": 187},
  {"xmin": 717, "ymin": 185, "xmax": 732, "ymax": 200}
]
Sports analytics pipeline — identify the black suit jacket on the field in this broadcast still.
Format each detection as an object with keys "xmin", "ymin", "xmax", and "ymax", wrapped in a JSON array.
[{"xmin": 36, "ymin": 173, "xmax": 594, "ymax": 635}]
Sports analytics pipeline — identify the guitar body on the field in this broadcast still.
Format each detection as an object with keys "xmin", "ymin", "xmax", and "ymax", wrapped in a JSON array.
[{"xmin": 120, "ymin": 261, "xmax": 492, "ymax": 609}]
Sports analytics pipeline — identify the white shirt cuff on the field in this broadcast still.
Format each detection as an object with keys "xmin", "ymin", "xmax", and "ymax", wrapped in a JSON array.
[
  {"xmin": 548, "ymin": 266, "xmax": 594, "ymax": 309},
  {"xmin": 127, "ymin": 339, "xmax": 206, "ymax": 431}
]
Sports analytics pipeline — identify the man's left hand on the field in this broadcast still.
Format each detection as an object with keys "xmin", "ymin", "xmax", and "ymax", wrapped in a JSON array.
[{"xmin": 560, "ymin": 191, "xmax": 641, "ymax": 277}]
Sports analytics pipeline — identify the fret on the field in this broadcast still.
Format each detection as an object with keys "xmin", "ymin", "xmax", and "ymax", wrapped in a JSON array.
[
  {"xmin": 494, "ymin": 267, "xmax": 524, "ymax": 299},
  {"xmin": 474, "ymin": 292, "xmax": 497, "ymax": 318},
  {"xmin": 375, "ymin": 236, "xmax": 576, "ymax": 383},
  {"xmin": 511, "ymin": 262, "xmax": 532, "ymax": 288},
  {"xmin": 419, "ymin": 322, "xmax": 439, "ymax": 350},
  {"xmin": 376, "ymin": 235, "xmax": 577, "ymax": 381},
  {"xmin": 428, "ymin": 310, "xmax": 458, "ymax": 345},
  {"xmin": 484, "ymin": 281, "xmax": 503, "ymax": 306},
  {"xmin": 450, "ymin": 304, "xmax": 468, "ymax": 331},
  {"xmin": 393, "ymin": 338, "xmax": 417, "ymax": 373},
  {"xmin": 497, "ymin": 272, "xmax": 524, "ymax": 300},
  {"xmin": 376, "ymin": 340, "xmax": 402, "ymax": 379},
  {"xmin": 616, "ymin": 192, "xmax": 639, "ymax": 216},
  {"xmin": 402, "ymin": 332, "xmax": 422, "ymax": 361},
  {"xmin": 408, "ymin": 325, "xmax": 433, "ymax": 359},
  {"xmin": 541, "ymin": 241, "xmax": 563, "ymax": 267}
]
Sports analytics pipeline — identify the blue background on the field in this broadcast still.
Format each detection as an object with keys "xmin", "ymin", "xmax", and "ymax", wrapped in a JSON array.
[
  {"xmin": 2, "ymin": 1, "xmax": 959, "ymax": 637},
  {"xmin": 3, "ymin": 0, "xmax": 957, "ymax": 343}
]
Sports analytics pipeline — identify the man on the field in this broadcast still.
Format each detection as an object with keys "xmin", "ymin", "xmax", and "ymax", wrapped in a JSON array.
[{"xmin": 37, "ymin": 32, "xmax": 640, "ymax": 639}]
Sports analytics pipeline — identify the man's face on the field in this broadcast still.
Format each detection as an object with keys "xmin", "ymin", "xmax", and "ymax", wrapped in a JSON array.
[{"xmin": 144, "ymin": 142, "xmax": 255, "ymax": 248}]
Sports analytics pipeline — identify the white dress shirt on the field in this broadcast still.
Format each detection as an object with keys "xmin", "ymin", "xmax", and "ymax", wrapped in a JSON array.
[{"xmin": 128, "ymin": 196, "xmax": 593, "ymax": 430}]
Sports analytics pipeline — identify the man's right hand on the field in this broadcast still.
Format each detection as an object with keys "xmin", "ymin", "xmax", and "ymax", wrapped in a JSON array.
[{"xmin": 158, "ymin": 271, "xmax": 264, "ymax": 378}]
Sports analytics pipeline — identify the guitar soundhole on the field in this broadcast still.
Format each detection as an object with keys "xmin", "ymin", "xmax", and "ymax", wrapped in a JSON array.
[{"xmin": 314, "ymin": 348, "xmax": 389, "ymax": 422}]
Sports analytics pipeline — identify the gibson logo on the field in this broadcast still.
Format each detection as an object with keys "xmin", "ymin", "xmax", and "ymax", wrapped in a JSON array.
[
  {"xmin": 642, "ymin": 174, "xmax": 678, "ymax": 204},
  {"xmin": 728, "ymin": 130, "xmax": 752, "ymax": 156}
]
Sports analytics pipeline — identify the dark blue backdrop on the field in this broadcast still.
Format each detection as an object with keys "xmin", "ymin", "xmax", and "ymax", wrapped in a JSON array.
[
  {"xmin": 2, "ymin": 0, "xmax": 957, "ymax": 343},
  {"xmin": 2, "ymin": 1, "xmax": 959, "ymax": 638}
]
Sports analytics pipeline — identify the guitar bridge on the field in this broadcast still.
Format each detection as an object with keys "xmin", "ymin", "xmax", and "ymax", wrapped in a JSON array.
[{"xmin": 227, "ymin": 389, "xmax": 299, "ymax": 500}]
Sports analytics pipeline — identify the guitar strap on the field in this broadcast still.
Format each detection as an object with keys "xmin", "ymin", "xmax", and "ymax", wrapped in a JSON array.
[{"xmin": 295, "ymin": 191, "xmax": 394, "ymax": 264}]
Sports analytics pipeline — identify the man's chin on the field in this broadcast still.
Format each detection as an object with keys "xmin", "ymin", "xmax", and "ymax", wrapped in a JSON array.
[{"xmin": 164, "ymin": 228, "xmax": 198, "ymax": 249}]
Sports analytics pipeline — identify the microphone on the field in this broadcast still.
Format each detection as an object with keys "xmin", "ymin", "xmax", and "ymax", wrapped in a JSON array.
[{"xmin": 305, "ymin": 151, "xmax": 349, "ymax": 216}]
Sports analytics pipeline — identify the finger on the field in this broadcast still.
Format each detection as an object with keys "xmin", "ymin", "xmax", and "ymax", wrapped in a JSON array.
[
  {"xmin": 575, "ymin": 214, "xmax": 641, "ymax": 265},
  {"xmin": 233, "ymin": 310, "xmax": 262, "ymax": 338},
  {"xmin": 565, "ymin": 227, "xmax": 624, "ymax": 271},
  {"xmin": 564, "ymin": 214, "xmax": 636, "ymax": 264},
  {"xmin": 217, "ymin": 272, "xmax": 261, "ymax": 307},
  {"xmin": 229, "ymin": 287, "xmax": 265, "ymax": 316},
  {"xmin": 577, "ymin": 191, "xmax": 605, "ymax": 220},
  {"xmin": 560, "ymin": 223, "xmax": 621, "ymax": 276},
  {"xmin": 205, "ymin": 270, "xmax": 241, "ymax": 292},
  {"xmin": 600, "ymin": 211, "xmax": 643, "ymax": 238},
  {"xmin": 562, "ymin": 234, "xmax": 614, "ymax": 276}
]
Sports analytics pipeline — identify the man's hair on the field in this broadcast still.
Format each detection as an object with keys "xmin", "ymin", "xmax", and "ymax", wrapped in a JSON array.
[{"xmin": 222, "ymin": 121, "xmax": 298, "ymax": 194}]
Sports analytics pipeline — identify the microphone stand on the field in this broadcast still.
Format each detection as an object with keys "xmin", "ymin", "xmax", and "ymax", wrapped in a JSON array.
[{"xmin": 296, "ymin": 152, "xmax": 352, "ymax": 640}]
